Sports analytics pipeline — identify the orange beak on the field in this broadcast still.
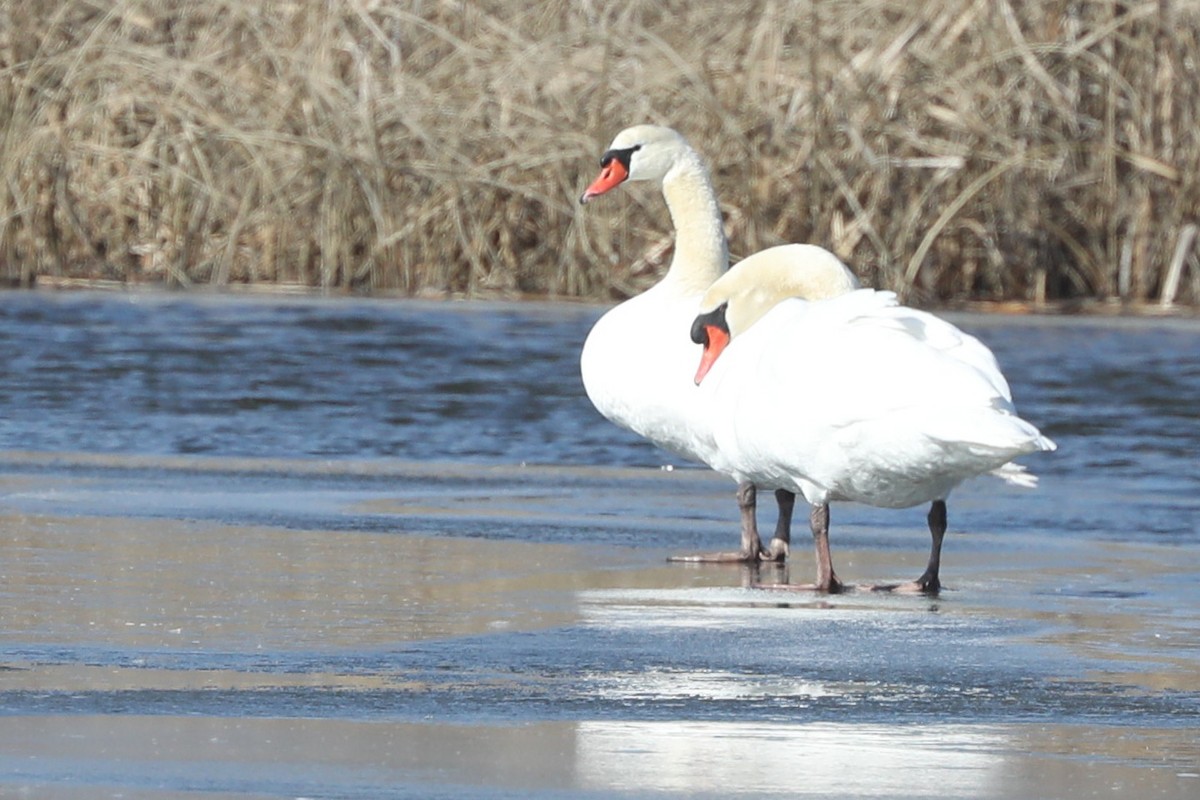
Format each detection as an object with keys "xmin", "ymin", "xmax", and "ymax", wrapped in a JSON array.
[
  {"xmin": 579, "ymin": 159, "xmax": 630, "ymax": 204},
  {"xmin": 694, "ymin": 325, "xmax": 730, "ymax": 385}
]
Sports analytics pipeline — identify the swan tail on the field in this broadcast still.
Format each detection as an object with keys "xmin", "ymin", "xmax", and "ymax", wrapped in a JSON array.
[
  {"xmin": 989, "ymin": 461, "xmax": 1040, "ymax": 489},
  {"xmin": 925, "ymin": 411, "xmax": 1057, "ymax": 463},
  {"xmin": 988, "ymin": 433, "xmax": 1057, "ymax": 486}
]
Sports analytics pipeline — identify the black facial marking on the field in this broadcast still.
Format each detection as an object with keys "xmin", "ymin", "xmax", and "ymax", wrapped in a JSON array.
[
  {"xmin": 691, "ymin": 303, "xmax": 728, "ymax": 345},
  {"xmin": 598, "ymin": 143, "xmax": 642, "ymax": 170}
]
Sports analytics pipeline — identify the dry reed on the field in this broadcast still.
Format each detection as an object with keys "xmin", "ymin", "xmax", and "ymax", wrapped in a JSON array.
[{"xmin": 1, "ymin": 0, "xmax": 1198, "ymax": 305}]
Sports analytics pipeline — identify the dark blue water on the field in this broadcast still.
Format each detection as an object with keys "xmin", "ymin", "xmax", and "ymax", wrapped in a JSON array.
[
  {"xmin": 0, "ymin": 292, "xmax": 634, "ymax": 465},
  {"xmin": 0, "ymin": 291, "xmax": 1196, "ymax": 540}
]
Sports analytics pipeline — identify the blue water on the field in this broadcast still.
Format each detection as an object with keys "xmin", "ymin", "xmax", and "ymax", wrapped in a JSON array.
[{"xmin": 0, "ymin": 292, "xmax": 627, "ymax": 465}]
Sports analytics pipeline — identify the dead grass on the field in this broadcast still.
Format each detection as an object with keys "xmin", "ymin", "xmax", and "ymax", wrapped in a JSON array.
[{"xmin": 1, "ymin": 0, "xmax": 1198, "ymax": 305}]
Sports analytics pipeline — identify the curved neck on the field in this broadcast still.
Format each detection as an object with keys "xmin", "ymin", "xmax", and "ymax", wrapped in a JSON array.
[{"xmin": 660, "ymin": 150, "xmax": 728, "ymax": 294}]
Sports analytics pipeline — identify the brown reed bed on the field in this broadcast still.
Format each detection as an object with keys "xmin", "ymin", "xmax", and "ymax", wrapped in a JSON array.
[{"xmin": 1, "ymin": 0, "xmax": 1198, "ymax": 306}]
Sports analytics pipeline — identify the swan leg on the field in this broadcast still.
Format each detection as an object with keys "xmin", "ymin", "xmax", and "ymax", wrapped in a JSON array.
[
  {"xmin": 735, "ymin": 482, "xmax": 769, "ymax": 560},
  {"xmin": 754, "ymin": 502, "xmax": 845, "ymax": 592},
  {"xmin": 810, "ymin": 503, "xmax": 844, "ymax": 593},
  {"xmin": 891, "ymin": 500, "xmax": 945, "ymax": 594},
  {"xmin": 916, "ymin": 500, "xmax": 946, "ymax": 593},
  {"xmin": 667, "ymin": 481, "xmax": 767, "ymax": 563},
  {"xmin": 763, "ymin": 488, "xmax": 793, "ymax": 562}
]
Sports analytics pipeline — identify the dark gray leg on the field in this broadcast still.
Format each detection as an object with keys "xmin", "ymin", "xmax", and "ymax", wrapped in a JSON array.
[
  {"xmin": 667, "ymin": 480, "xmax": 766, "ymax": 563},
  {"xmin": 735, "ymin": 481, "xmax": 767, "ymax": 559},
  {"xmin": 763, "ymin": 489, "xmax": 793, "ymax": 562},
  {"xmin": 873, "ymin": 500, "xmax": 947, "ymax": 595},
  {"xmin": 911, "ymin": 500, "xmax": 946, "ymax": 594}
]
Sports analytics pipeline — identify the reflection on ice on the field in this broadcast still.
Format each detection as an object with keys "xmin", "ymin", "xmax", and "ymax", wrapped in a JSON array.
[
  {"xmin": 594, "ymin": 668, "xmax": 835, "ymax": 703},
  {"xmin": 2, "ymin": 714, "xmax": 1193, "ymax": 799},
  {"xmin": 577, "ymin": 721, "xmax": 1006, "ymax": 797}
]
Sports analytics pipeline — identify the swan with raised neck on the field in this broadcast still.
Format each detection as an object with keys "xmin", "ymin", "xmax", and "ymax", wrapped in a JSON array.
[{"xmin": 580, "ymin": 124, "xmax": 727, "ymax": 296}]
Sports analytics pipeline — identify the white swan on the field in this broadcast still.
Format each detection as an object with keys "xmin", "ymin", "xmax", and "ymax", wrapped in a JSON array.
[
  {"xmin": 691, "ymin": 261, "xmax": 1056, "ymax": 592},
  {"xmin": 579, "ymin": 124, "xmax": 859, "ymax": 562}
]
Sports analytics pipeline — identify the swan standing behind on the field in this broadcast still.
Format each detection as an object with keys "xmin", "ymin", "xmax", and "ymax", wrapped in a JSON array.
[
  {"xmin": 691, "ymin": 262, "xmax": 1056, "ymax": 592},
  {"xmin": 579, "ymin": 126, "xmax": 725, "ymax": 469},
  {"xmin": 578, "ymin": 125, "xmax": 860, "ymax": 562}
]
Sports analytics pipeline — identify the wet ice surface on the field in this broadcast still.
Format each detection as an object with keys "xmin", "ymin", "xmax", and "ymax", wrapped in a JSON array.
[{"xmin": 0, "ymin": 293, "xmax": 1198, "ymax": 799}]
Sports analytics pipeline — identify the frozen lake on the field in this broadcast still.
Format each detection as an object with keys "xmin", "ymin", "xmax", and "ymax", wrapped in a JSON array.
[{"xmin": 0, "ymin": 292, "xmax": 1197, "ymax": 798}]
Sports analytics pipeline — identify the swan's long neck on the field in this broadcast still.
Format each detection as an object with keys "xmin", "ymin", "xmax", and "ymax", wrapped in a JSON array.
[{"xmin": 660, "ymin": 150, "xmax": 728, "ymax": 294}]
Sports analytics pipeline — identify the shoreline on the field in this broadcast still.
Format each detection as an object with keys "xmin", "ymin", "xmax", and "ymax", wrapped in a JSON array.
[{"xmin": 10, "ymin": 274, "xmax": 1200, "ymax": 317}]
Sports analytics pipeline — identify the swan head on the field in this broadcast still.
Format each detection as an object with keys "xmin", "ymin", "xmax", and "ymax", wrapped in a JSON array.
[
  {"xmin": 579, "ymin": 125, "xmax": 693, "ymax": 204},
  {"xmin": 690, "ymin": 245, "xmax": 860, "ymax": 384}
]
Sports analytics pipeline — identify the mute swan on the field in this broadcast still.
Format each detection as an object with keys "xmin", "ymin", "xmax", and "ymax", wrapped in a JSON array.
[
  {"xmin": 691, "ymin": 262, "xmax": 1056, "ymax": 593},
  {"xmin": 579, "ymin": 124, "xmax": 859, "ymax": 562}
]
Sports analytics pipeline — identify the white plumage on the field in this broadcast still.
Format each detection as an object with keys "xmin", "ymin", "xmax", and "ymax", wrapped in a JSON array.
[{"xmin": 701, "ymin": 289, "xmax": 1054, "ymax": 506}]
